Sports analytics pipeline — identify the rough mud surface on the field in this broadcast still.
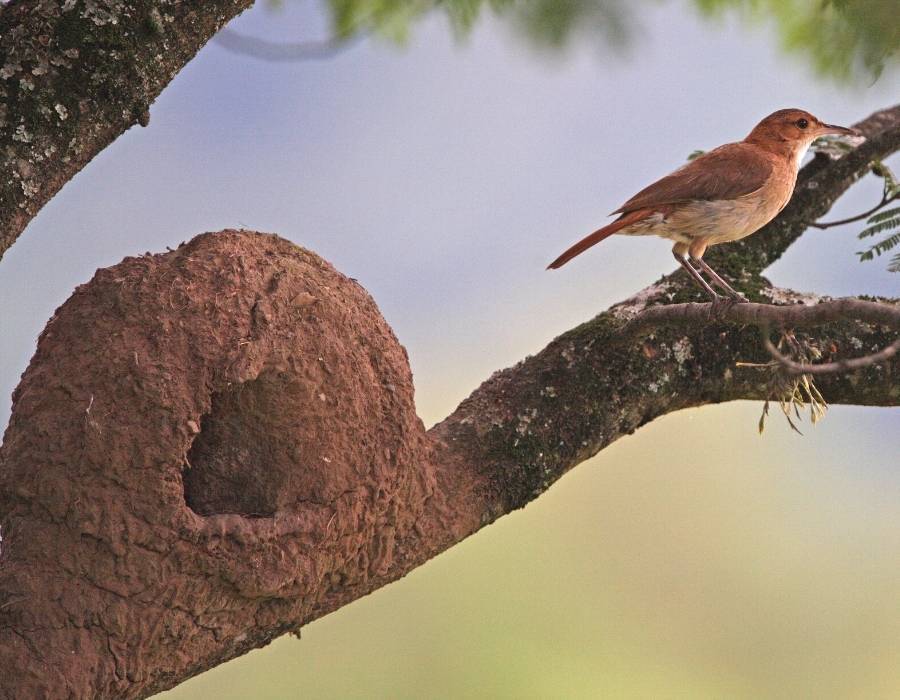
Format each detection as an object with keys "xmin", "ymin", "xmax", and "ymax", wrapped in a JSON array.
[{"xmin": 0, "ymin": 230, "xmax": 438, "ymax": 698}]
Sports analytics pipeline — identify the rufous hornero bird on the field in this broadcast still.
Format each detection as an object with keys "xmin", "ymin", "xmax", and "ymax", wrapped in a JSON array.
[{"xmin": 548, "ymin": 109, "xmax": 860, "ymax": 301}]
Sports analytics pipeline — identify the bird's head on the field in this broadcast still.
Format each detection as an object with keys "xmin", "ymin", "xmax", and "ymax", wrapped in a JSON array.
[{"xmin": 745, "ymin": 108, "xmax": 860, "ymax": 152}]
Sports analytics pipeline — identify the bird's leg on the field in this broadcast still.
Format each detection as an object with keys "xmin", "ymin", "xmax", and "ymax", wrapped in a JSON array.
[
  {"xmin": 694, "ymin": 258, "xmax": 748, "ymax": 302},
  {"xmin": 672, "ymin": 251, "xmax": 720, "ymax": 300}
]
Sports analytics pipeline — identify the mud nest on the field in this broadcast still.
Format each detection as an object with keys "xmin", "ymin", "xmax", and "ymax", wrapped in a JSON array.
[{"xmin": 0, "ymin": 230, "xmax": 434, "ymax": 697}]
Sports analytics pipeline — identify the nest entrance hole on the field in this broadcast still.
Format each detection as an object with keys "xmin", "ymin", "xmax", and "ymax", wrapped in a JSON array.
[{"xmin": 184, "ymin": 374, "xmax": 300, "ymax": 518}]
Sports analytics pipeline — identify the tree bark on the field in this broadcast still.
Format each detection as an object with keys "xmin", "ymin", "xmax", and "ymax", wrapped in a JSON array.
[{"xmin": 0, "ymin": 0, "xmax": 254, "ymax": 261}]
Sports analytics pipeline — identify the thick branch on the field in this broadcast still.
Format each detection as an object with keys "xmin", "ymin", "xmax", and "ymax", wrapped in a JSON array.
[
  {"xmin": 620, "ymin": 297, "xmax": 900, "ymax": 335},
  {"xmin": 430, "ymin": 287, "xmax": 899, "ymax": 517},
  {"xmin": 0, "ymin": 0, "xmax": 254, "ymax": 261},
  {"xmin": 617, "ymin": 296, "xmax": 900, "ymax": 375}
]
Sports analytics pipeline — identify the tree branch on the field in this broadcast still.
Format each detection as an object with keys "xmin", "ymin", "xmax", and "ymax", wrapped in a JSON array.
[
  {"xmin": 430, "ymin": 286, "xmax": 899, "ymax": 515},
  {"xmin": 212, "ymin": 27, "xmax": 366, "ymax": 62},
  {"xmin": 807, "ymin": 191, "xmax": 898, "ymax": 229},
  {"xmin": 0, "ymin": 0, "xmax": 255, "ymax": 262},
  {"xmin": 619, "ymin": 297, "xmax": 900, "ymax": 336},
  {"xmin": 618, "ymin": 295, "xmax": 900, "ymax": 375},
  {"xmin": 762, "ymin": 330, "xmax": 900, "ymax": 374},
  {"xmin": 2, "ymin": 231, "xmax": 898, "ymax": 699}
]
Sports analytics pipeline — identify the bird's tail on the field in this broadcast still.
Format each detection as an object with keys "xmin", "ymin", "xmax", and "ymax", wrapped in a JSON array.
[{"xmin": 547, "ymin": 209, "xmax": 652, "ymax": 269}]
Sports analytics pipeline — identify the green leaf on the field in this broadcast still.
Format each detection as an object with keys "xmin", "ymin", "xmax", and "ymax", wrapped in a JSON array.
[
  {"xmin": 874, "ymin": 232, "xmax": 900, "ymax": 253},
  {"xmin": 888, "ymin": 251, "xmax": 900, "ymax": 273},
  {"xmin": 857, "ymin": 231, "xmax": 900, "ymax": 261},
  {"xmin": 758, "ymin": 400, "xmax": 769, "ymax": 434},
  {"xmin": 323, "ymin": 0, "xmax": 897, "ymax": 82},
  {"xmin": 866, "ymin": 206, "xmax": 900, "ymax": 224},
  {"xmin": 857, "ymin": 217, "xmax": 900, "ymax": 239}
]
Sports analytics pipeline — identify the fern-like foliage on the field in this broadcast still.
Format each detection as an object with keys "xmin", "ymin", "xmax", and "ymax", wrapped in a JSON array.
[{"xmin": 856, "ymin": 161, "xmax": 900, "ymax": 272}]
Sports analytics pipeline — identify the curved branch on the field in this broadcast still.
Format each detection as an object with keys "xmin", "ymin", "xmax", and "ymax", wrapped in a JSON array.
[
  {"xmin": 0, "ymin": 0, "xmax": 255, "ymax": 262},
  {"xmin": 0, "ymin": 0, "xmax": 897, "ymax": 272},
  {"xmin": 808, "ymin": 192, "xmax": 898, "ymax": 229},
  {"xmin": 430, "ymin": 285, "xmax": 900, "ymax": 516},
  {"xmin": 212, "ymin": 27, "xmax": 366, "ymax": 61},
  {"xmin": 762, "ymin": 331, "xmax": 900, "ymax": 374}
]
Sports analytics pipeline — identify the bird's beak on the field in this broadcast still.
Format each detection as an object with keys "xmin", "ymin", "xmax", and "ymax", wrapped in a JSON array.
[{"xmin": 822, "ymin": 123, "xmax": 861, "ymax": 137}]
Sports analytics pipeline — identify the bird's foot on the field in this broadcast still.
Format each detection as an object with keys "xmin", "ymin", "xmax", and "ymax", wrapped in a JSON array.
[{"xmin": 708, "ymin": 293, "xmax": 739, "ymax": 320}]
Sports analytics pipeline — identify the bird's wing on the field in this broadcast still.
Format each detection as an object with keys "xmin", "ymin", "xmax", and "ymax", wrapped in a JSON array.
[{"xmin": 613, "ymin": 142, "xmax": 774, "ymax": 214}]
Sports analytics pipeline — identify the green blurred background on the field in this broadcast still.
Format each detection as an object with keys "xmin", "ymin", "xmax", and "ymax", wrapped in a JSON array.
[{"xmin": 1, "ymin": 0, "xmax": 899, "ymax": 697}]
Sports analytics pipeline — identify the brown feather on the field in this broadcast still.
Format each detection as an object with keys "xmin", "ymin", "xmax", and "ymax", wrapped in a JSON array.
[
  {"xmin": 613, "ymin": 142, "xmax": 773, "ymax": 214},
  {"xmin": 547, "ymin": 209, "xmax": 656, "ymax": 269}
]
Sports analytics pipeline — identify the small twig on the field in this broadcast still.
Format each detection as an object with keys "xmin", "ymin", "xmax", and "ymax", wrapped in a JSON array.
[
  {"xmin": 808, "ymin": 192, "xmax": 898, "ymax": 229},
  {"xmin": 761, "ymin": 330, "xmax": 900, "ymax": 375},
  {"xmin": 212, "ymin": 27, "xmax": 367, "ymax": 62}
]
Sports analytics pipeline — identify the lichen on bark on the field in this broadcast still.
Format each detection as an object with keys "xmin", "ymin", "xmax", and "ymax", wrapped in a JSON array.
[{"xmin": 0, "ymin": 0, "xmax": 254, "ymax": 260}]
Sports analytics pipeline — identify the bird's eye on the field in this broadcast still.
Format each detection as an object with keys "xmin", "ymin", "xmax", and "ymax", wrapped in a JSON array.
[{"xmin": 796, "ymin": 118, "xmax": 809, "ymax": 129}]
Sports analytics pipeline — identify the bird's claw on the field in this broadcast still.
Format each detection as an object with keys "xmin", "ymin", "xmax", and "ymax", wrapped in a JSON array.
[{"xmin": 707, "ymin": 294, "xmax": 739, "ymax": 320}]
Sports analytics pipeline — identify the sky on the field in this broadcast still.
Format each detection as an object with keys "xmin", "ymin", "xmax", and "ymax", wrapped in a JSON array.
[{"xmin": 1, "ymin": 1, "xmax": 899, "ymax": 698}]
